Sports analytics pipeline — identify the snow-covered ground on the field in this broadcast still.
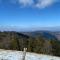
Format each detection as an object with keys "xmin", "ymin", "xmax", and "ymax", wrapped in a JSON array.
[{"xmin": 0, "ymin": 49, "xmax": 60, "ymax": 60}]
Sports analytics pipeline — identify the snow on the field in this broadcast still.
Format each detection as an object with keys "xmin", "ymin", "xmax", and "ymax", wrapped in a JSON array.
[{"xmin": 0, "ymin": 49, "xmax": 60, "ymax": 60}]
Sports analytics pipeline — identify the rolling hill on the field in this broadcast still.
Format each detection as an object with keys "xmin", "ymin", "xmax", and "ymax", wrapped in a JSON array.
[{"xmin": 0, "ymin": 31, "xmax": 60, "ymax": 56}]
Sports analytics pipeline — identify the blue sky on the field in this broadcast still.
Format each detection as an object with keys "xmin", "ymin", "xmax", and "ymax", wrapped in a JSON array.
[{"xmin": 0, "ymin": 0, "xmax": 60, "ymax": 31}]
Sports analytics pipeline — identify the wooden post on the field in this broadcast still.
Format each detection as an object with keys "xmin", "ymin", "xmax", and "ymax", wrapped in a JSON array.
[{"xmin": 22, "ymin": 48, "xmax": 27, "ymax": 60}]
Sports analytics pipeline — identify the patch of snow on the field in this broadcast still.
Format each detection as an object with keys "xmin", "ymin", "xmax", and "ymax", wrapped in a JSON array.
[{"xmin": 0, "ymin": 49, "xmax": 60, "ymax": 60}]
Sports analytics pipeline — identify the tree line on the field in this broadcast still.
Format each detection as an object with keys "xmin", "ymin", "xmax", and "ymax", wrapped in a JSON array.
[{"xmin": 0, "ymin": 31, "xmax": 60, "ymax": 56}]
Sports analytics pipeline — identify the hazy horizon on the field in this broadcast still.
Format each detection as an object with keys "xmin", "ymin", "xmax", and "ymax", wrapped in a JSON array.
[{"xmin": 0, "ymin": 26, "xmax": 60, "ymax": 32}]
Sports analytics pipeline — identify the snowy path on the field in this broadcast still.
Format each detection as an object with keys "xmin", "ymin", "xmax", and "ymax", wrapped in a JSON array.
[{"xmin": 0, "ymin": 49, "xmax": 60, "ymax": 60}]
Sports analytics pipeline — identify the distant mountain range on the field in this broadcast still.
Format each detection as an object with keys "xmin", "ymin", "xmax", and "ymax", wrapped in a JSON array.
[
  {"xmin": 0, "ymin": 26, "xmax": 60, "ymax": 40},
  {"xmin": 22, "ymin": 31, "xmax": 60, "ymax": 40},
  {"xmin": 0, "ymin": 26, "xmax": 60, "ymax": 32}
]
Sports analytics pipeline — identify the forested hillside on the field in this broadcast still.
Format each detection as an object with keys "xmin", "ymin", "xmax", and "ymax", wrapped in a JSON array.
[{"xmin": 0, "ymin": 31, "xmax": 60, "ymax": 56}]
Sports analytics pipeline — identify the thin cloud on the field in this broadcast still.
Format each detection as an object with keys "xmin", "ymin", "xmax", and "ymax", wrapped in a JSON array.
[
  {"xmin": 18, "ymin": 0, "xmax": 60, "ymax": 8},
  {"xmin": 35, "ymin": 0, "xmax": 53, "ymax": 8},
  {"xmin": 0, "ymin": 0, "xmax": 59, "ymax": 9},
  {"xmin": 35, "ymin": 0, "xmax": 59, "ymax": 8},
  {"xmin": 18, "ymin": 0, "xmax": 34, "ymax": 7}
]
